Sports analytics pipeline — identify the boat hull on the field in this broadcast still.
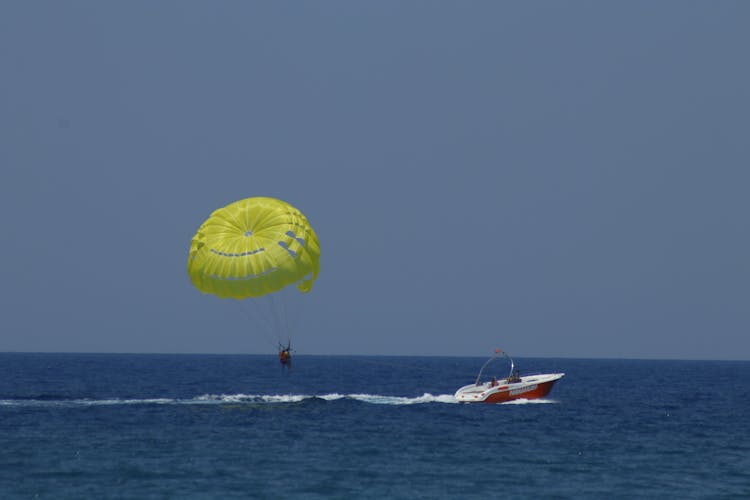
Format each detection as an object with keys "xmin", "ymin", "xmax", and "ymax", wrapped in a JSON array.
[{"xmin": 454, "ymin": 373, "xmax": 564, "ymax": 404}]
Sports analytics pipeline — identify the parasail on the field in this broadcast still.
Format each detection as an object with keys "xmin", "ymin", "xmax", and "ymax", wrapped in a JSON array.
[
  {"xmin": 187, "ymin": 197, "xmax": 320, "ymax": 300},
  {"xmin": 187, "ymin": 197, "xmax": 320, "ymax": 360}
]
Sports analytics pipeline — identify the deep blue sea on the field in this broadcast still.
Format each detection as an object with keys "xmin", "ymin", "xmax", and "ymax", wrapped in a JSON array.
[{"xmin": 1, "ymin": 353, "xmax": 749, "ymax": 499}]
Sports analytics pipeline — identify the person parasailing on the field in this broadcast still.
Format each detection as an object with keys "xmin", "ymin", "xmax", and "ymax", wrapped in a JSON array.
[{"xmin": 279, "ymin": 340, "xmax": 292, "ymax": 367}]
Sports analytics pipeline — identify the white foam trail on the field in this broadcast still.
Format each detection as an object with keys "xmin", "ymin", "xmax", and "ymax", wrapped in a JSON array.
[
  {"xmin": 0, "ymin": 394, "xmax": 559, "ymax": 407},
  {"xmin": 196, "ymin": 393, "xmax": 459, "ymax": 405},
  {"xmin": 347, "ymin": 393, "xmax": 459, "ymax": 405},
  {"xmin": 0, "ymin": 393, "xmax": 460, "ymax": 407},
  {"xmin": 89, "ymin": 398, "xmax": 176, "ymax": 405},
  {"xmin": 0, "ymin": 398, "xmax": 178, "ymax": 407},
  {"xmin": 196, "ymin": 394, "xmax": 310, "ymax": 404}
]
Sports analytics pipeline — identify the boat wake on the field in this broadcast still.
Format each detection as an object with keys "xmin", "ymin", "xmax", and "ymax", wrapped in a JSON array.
[
  {"xmin": 0, "ymin": 393, "xmax": 460, "ymax": 407},
  {"xmin": 0, "ymin": 393, "xmax": 560, "ymax": 407}
]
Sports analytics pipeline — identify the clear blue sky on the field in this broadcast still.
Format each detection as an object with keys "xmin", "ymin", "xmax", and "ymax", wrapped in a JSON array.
[{"xmin": 1, "ymin": 2, "xmax": 748, "ymax": 360}]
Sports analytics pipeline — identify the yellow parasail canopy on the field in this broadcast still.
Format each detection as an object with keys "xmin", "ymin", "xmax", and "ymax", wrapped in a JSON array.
[{"xmin": 187, "ymin": 197, "xmax": 320, "ymax": 299}]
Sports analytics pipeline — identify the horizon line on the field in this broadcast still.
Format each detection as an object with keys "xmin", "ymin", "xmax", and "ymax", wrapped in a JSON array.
[{"xmin": 1, "ymin": 350, "xmax": 748, "ymax": 362}]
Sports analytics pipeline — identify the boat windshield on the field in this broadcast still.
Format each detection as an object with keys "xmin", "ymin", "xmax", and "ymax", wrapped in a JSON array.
[{"xmin": 475, "ymin": 349, "xmax": 515, "ymax": 385}]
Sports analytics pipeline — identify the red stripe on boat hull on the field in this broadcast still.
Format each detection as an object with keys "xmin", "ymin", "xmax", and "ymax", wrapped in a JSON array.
[{"xmin": 482, "ymin": 379, "xmax": 560, "ymax": 404}]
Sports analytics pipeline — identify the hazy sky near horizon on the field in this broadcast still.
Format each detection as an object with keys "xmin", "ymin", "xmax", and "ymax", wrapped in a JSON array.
[{"xmin": 1, "ymin": 2, "xmax": 748, "ymax": 360}]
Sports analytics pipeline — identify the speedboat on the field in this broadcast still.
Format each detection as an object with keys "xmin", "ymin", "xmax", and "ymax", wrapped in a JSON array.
[{"xmin": 454, "ymin": 349, "xmax": 564, "ymax": 403}]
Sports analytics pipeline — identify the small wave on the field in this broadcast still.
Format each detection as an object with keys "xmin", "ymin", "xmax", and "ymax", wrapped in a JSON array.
[{"xmin": 501, "ymin": 398, "xmax": 557, "ymax": 405}]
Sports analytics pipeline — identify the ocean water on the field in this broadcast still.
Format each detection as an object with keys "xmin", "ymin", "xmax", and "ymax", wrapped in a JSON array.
[{"xmin": 1, "ymin": 354, "xmax": 748, "ymax": 499}]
